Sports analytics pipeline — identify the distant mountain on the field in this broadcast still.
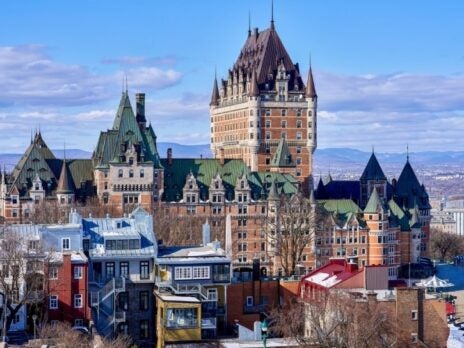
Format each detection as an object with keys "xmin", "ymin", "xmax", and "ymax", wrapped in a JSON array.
[
  {"xmin": 1, "ymin": 145, "xmax": 462, "ymax": 172},
  {"xmin": 157, "ymin": 142, "xmax": 212, "ymax": 159},
  {"xmin": 314, "ymin": 148, "xmax": 464, "ymax": 170}
]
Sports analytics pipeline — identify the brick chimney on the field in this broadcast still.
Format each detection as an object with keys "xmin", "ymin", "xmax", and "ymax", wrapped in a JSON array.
[
  {"xmin": 167, "ymin": 148, "xmax": 173, "ymax": 165},
  {"xmin": 135, "ymin": 93, "xmax": 146, "ymax": 128},
  {"xmin": 219, "ymin": 148, "xmax": 225, "ymax": 165}
]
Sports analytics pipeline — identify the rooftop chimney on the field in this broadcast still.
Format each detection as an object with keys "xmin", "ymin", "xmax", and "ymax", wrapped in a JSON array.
[
  {"xmin": 219, "ymin": 148, "xmax": 225, "ymax": 165},
  {"xmin": 202, "ymin": 219, "xmax": 211, "ymax": 246},
  {"xmin": 136, "ymin": 93, "xmax": 146, "ymax": 127},
  {"xmin": 167, "ymin": 148, "xmax": 173, "ymax": 165}
]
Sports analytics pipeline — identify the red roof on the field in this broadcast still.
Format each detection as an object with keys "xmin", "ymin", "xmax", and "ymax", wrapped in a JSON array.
[{"xmin": 300, "ymin": 258, "xmax": 361, "ymax": 290}]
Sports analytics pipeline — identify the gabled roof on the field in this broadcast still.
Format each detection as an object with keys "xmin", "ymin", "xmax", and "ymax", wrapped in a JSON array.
[
  {"xmin": 364, "ymin": 188, "xmax": 383, "ymax": 213},
  {"xmin": 300, "ymin": 259, "xmax": 362, "ymax": 290},
  {"xmin": 271, "ymin": 138, "xmax": 295, "ymax": 167},
  {"xmin": 360, "ymin": 153, "xmax": 387, "ymax": 181}
]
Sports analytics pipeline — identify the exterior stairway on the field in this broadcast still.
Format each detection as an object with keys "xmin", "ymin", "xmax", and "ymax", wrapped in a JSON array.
[{"xmin": 90, "ymin": 277, "xmax": 126, "ymax": 337}]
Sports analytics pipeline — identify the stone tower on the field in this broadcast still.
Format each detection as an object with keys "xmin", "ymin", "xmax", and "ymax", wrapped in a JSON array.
[{"xmin": 209, "ymin": 18, "xmax": 317, "ymax": 191}]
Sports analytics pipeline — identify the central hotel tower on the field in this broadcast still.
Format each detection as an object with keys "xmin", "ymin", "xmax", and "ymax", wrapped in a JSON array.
[{"xmin": 209, "ymin": 19, "xmax": 317, "ymax": 190}]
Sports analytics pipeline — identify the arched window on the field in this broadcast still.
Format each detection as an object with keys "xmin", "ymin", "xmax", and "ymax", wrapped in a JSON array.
[
  {"xmin": 140, "ymin": 169, "xmax": 144, "ymax": 178},
  {"xmin": 129, "ymin": 169, "xmax": 134, "ymax": 178},
  {"xmin": 118, "ymin": 169, "xmax": 123, "ymax": 178}
]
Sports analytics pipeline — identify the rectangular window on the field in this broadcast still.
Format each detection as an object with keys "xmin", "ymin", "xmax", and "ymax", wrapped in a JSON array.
[
  {"xmin": 296, "ymin": 131, "xmax": 302, "ymax": 140},
  {"xmin": 74, "ymin": 266, "xmax": 83, "ymax": 280},
  {"xmin": 411, "ymin": 310, "xmax": 418, "ymax": 321},
  {"xmin": 140, "ymin": 261, "xmax": 149, "ymax": 279},
  {"xmin": 175, "ymin": 267, "xmax": 192, "ymax": 280},
  {"xmin": 62, "ymin": 238, "xmax": 70, "ymax": 250},
  {"xmin": 74, "ymin": 319, "xmax": 84, "ymax": 327},
  {"xmin": 265, "ymin": 109, "xmax": 271, "ymax": 116},
  {"xmin": 246, "ymin": 296, "xmax": 253, "ymax": 307},
  {"xmin": 281, "ymin": 109, "xmax": 286, "ymax": 117},
  {"xmin": 49, "ymin": 295, "xmax": 58, "ymax": 309},
  {"xmin": 139, "ymin": 320, "xmax": 149, "ymax": 339},
  {"xmin": 139, "ymin": 291, "xmax": 149, "ymax": 311},
  {"xmin": 192, "ymin": 266, "xmax": 210, "ymax": 279},
  {"xmin": 165, "ymin": 308, "xmax": 198, "ymax": 329},
  {"xmin": 296, "ymin": 146, "xmax": 302, "ymax": 154},
  {"xmin": 49, "ymin": 267, "xmax": 58, "ymax": 280},
  {"xmin": 281, "ymin": 120, "xmax": 286, "ymax": 128},
  {"xmin": 106, "ymin": 262, "xmax": 115, "ymax": 279},
  {"xmin": 120, "ymin": 262, "xmax": 129, "ymax": 278},
  {"xmin": 74, "ymin": 294, "xmax": 83, "ymax": 308}
]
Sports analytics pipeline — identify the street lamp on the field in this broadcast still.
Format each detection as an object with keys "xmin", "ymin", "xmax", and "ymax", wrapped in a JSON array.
[
  {"xmin": 32, "ymin": 314, "xmax": 37, "ymax": 339},
  {"xmin": 261, "ymin": 319, "xmax": 268, "ymax": 348}
]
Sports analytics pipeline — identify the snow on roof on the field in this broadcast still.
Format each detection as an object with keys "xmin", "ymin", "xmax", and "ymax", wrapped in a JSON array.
[{"xmin": 156, "ymin": 293, "xmax": 200, "ymax": 303}]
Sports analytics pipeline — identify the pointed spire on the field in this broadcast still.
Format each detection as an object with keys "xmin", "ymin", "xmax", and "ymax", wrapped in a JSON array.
[
  {"xmin": 248, "ymin": 11, "xmax": 251, "ymax": 37},
  {"xmin": 249, "ymin": 68, "xmax": 259, "ymax": 97},
  {"xmin": 268, "ymin": 178, "xmax": 279, "ymax": 200},
  {"xmin": 271, "ymin": 138, "xmax": 295, "ymax": 167},
  {"xmin": 210, "ymin": 71, "xmax": 220, "ymax": 106},
  {"xmin": 57, "ymin": 158, "xmax": 73, "ymax": 194},
  {"xmin": 305, "ymin": 59, "xmax": 317, "ymax": 98},
  {"xmin": 270, "ymin": 0, "xmax": 275, "ymax": 30},
  {"xmin": 406, "ymin": 144, "xmax": 409, "ymax": 162},
  {"xmin": 360, "ymin": 152, "xmax": 387, "ymax": 181}
]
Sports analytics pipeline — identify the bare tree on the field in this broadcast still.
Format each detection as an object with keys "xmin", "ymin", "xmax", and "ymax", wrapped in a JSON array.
[
  {"xmin": 35, "ymin": 321, "xmax": 133, "ymax": 348},
  {"xmin": 265, "ymin": 192, "xmax": 318, "ymax": 276},
  {"xmin": 0, "ymin": 227, "xmax": 47, "ymax": 334},
  {"xmin": 269, "ymin": 291, "xmax": 396, "ymax": 348},
  {"xmin": 430, "ymin": 228, "xmax": 464, "ymax": 261}
]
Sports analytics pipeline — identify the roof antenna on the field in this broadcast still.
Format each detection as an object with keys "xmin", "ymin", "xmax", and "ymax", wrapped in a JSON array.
[
  {"xmin": 248, "ymin": 11, "xmax": 251, "ymax": 37},
  {"xmin": 406, "ymin": 144, "xmax": 409, "ymax": 161},
  {"xmin": 270, "ymin": 0, "xmax": 275, "ymax": 30},
  {"xmin": 63, "ymin": 141, "xmax": 66, "ymax": 162},
  {"xmin": 125, "ymin": 74, "xmax": 128, "ymax": 94},
  {"xmin": 372, "ymin": 145, "xmax": 374, "ymax": 154}
]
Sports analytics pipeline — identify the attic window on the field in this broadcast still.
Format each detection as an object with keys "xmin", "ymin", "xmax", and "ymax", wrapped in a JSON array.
[
  {"xmin": 32, "ymin": 158, "xmax": 40, "ymax": 162},
  {"xmin": 126, "ymin": 130, "xmax": 134, "ymax": 136}
]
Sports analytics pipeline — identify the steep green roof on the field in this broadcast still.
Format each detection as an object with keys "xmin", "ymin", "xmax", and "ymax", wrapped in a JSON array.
[
  {"xmin": 364, "ymin": 188, "xmax": 383, "ymax": 213},
  {"xmin": 360, "ymin": 153, "xmax": 386, "ymax": 181},
  {"xmin": 271, "ymin": 138, "xmax": 295, "ymax": 167},
  {"xmin": 388, "ymin": 199, "xmax": 410, "ymax": 231},
  {"xmin": 160, "ymin": 158, "xmax": 297, "ymax": 202},
  {"xmin": 93, "ymin": 92, "xmax": 162, "ymax": 169}
]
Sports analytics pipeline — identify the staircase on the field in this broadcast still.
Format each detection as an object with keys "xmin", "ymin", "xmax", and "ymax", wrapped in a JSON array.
[
  {"xmin": 156, "ymin": 280, "xmax": 210, "ymax": 301},
  {"xmin": 91, "ymin": 277, "xmax": 126, "ymax": 337}
]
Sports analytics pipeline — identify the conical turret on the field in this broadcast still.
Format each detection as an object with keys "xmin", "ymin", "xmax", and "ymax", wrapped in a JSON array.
[
  {"xmin": 305, "ymin": 65, "xmax": 317, "ymax": 98},
  {"xmin": 210, "ymin": 75, "xmax": 220, "ymax": 106}
]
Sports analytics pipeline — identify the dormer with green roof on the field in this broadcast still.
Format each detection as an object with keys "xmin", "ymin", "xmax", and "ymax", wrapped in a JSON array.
[
  {"xmin": 270, "ymin": 138, "xmax": 296, "ymax": 175},
  {"xmin": 360, "ymin": 152, "xmax": 387, "ymax": 209}
]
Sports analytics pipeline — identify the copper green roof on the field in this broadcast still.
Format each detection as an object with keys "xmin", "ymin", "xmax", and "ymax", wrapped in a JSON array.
[
  {"xmin": 271, "ymin": 138, "xmax": 295, "ymax": 167},
  {"xmin": 317, "ymin": 199, "xmax": 364, "ymax": 228},
  {"xmin": 318, "ymin": 199, "xmax": 361, "ymax": 215},
  {"xmin": 364, "ymin": 188, "xmax": 383, "ymax": 213},
  {"xmin": 388, "ymin": 199, "xmax": 410, "ymax": 231},
  {"xmin": 160, "ymin": 158, "xmax": 297, "ymax": 202},
  {"xmin": 360, "ymin": 153, "xmax": 386, "ymax": 181},
  {"xmin": 93, "ymin": 92, "xmax": 162, "ymax": 169}
]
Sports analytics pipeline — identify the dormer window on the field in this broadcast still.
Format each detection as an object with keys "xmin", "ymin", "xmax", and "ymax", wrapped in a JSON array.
[
  {"xmin": 215, "ymin": 181, "xmax": 219, "ymax": 189},
  {"xmin": 129, "ymin": 157, "xmax": 134, "ymax": 165},
  {"xmin": 189, "ymin": 181, "xmax": 193, "ymax": 190},
  {"xmin": 240, "ymin": 181, "xmax": 245, "ymax": 189}
]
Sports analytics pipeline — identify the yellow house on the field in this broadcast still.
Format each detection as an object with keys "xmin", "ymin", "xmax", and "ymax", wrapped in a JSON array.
[{"xmin": 155, "ymin": 292, "xmax": 202, "ymax": 348}]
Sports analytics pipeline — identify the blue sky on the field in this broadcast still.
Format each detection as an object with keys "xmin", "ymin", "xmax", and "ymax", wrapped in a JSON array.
[{"xmin": 0, "ymin": 0, "xmax": 463, "ymax": 153}]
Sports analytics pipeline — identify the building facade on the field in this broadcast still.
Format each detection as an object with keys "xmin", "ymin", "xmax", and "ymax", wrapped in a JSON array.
[{"xmin": 209, "ymin": 20, "xmax": 317, "ymax": 190}]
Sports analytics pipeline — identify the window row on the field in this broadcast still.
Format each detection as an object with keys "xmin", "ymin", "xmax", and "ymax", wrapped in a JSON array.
[
  {"xmin": 174, "ymin": 266, "xmax": 210, "ymax": 280},
  {"xmin": 117, "ymin": 169, "xmax": 145, "ymax": 178}
]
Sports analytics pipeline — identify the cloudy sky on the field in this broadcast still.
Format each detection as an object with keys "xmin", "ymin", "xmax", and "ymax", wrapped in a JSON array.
[{"xmin": 0, "ymin": 0, "xmax": 463, "ymax": 153}]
